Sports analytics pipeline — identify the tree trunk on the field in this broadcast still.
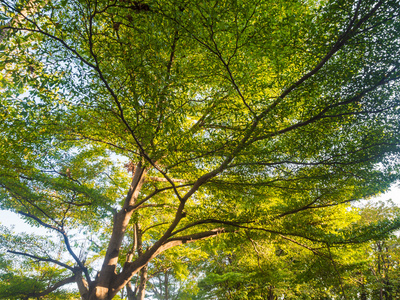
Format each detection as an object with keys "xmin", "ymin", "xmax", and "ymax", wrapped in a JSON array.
[
  {"xmin": 126, "ymin": 281, "xmax": 136, "ymax": 300},
  {"xmin": 164, "ymin": 270, "xmax": 169, "ymax": 300},
  {"xmin": 76, "ymin": 272, "xmax": 90, "ymax": 300},
  {"xmin": 267, "ymin": 286, "xmax": 275, "ymax": 300},
  {"xmin": 137, "ymin": 265, "xmax": 148, "ymax": 300},
  {"xmin": 124, "ymin": 265, "xmax": 148, "ymax": 300},
  {"xmin": 88, "ymin": 163, "xmax": 147, "ymax": 300},
  {"xmin": 360, "ymin": 275, "xmax": 367, "ymax": 300},
  {"xmin": 384, "ymin": 245, "xmax": 392, "ymax": 300}
]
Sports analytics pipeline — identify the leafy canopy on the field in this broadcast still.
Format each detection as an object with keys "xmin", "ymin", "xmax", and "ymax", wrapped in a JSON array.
[{"xmin": 1, "ymin": 0, "xmax": 400, "ymax": 299}]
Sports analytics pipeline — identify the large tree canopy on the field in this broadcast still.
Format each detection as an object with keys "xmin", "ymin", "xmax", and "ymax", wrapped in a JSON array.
[{"xmin": 1, "ymin": 0, "xmax": 400, "ymax": 299}]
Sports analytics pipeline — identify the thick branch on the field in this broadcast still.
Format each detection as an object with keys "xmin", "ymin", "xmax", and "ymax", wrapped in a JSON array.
[
  {"xmin": 154, "ymin": 228, "xmax": 233, "ymax": 256},
  {"xmin": 166, "ymin": 218, "xmax": 343, "ymax": 245},
  {"xmin": 110, "ymin": 227, "xmax": 233, "ymax": 297},
  {"xmin": 76, "ymin": 271, "xmax": 90, "ymax": 300}
]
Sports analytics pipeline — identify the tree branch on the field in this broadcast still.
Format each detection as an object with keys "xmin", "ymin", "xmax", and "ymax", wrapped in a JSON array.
[
  {"xmin": 6, "ymin": 250, "xmax": 75, "ymax": 272},
  {"xmin": 278, "ymin": 234, "xmax": 320, "ymax": 255},
  {"xmin": 17, "ymin": 211, "xmax": 61, "ymax": 233},
  {"xmin": 255, "ymin": 0, "xmax": 385, "ymax": 123},
  {"xmin": 227, "ymin": 140, "xmax": 397, "ymax": 169},
  {"xmin": 146, "ymin": 177, "xmax": 187, "ymax": 183},
  {"xmin": 253, "ymin": 70, "xmax": 398, "ymax": 143},
  {"xmin": 17, "ymin": 211, "xmax": 91, "ymax": 283},
  {"xmin": 158, "ymin": 228, "xmax": 234, "ymax": 252},
  {"xmin": 24, "ymin": 275, "xmax": 77, "ymax": 298},
  {"xmin": 127, "ymin": 183, "xmax": 192, "ymax": 213}
]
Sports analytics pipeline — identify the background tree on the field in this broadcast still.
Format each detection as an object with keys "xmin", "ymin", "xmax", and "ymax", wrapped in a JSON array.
[
  {"xmin": 191, "ymin": 206, "xmax": 368, "ymax": 300},
  {"xmin": 1, "ymin": 0, "xmax": 400, "ymax": 299},
  {"xmin": 348, "ymin": 201, "xmax": 400, "ymax": 300},
  {"xmin": 189, "ymin": 202, "xmax": 400, "ymax": 300}
]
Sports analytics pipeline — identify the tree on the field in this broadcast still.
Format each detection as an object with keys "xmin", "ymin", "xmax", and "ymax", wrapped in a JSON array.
[
  {"xmin": 190, "ymin": 207, "xmax": 369, "ymax": 300},
  {"xmin": 190, "ymin": 202, "xmax": 400, "ymax": 300},
  {"xmin": 145, "ymin": 266, "xmax": 198, "ymax": 300},
  {"xmin": 345, "ymin": 201, "xmax": 400, "ymax": 300},
  {"xmin": 1, "ymin": 0, "xmax": 400, "ymax": 299}
]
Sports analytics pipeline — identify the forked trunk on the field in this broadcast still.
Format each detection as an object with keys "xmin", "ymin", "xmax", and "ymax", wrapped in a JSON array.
[{"xmin": 86, "ymin": 163, "xmax": 147, "ymax": 300}]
